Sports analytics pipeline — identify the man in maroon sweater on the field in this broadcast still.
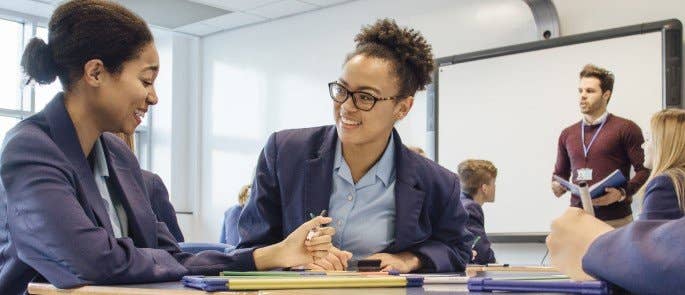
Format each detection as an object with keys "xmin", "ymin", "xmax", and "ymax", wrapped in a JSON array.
[{"xmin": 552, "ymin": 64, "xmax": 649, "ymax": 228}]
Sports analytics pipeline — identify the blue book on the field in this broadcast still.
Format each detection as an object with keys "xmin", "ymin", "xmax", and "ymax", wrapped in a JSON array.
[
  {"xmin": 553, "ymin": 169, "xmax": 627, "ymax": 199},
  {"xmin": 468, "ymin": 277, "xmax": 613, "ymax": 294}
]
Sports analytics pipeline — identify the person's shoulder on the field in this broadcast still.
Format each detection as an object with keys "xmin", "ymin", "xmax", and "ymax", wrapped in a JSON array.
[
  {"xmin": 647, "ymin": 174, "xmax": 675, "ymax": 190},
  {"xmin": 560, "ymin": 120, "xmax": 581, "ymax": 136},
  {"xmin": 2, "ymin": 115, "xmax": 58, "ymax": 162},
  {"xmin": 267, "ymin": 125, "xmax": 335, "ymax": 156},
  {"xmin": 403, "ymin": 148, "xmax": 459, "ymax": 193},
  {"xmin": 609, "ymin": 114, "xmax": 641, "ymax": 130}
]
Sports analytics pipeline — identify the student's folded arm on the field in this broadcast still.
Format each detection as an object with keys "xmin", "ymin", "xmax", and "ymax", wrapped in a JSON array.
[
  {"xmin": 237, "ymin": 132, "xmax": 283, "ymax": 249},
  {"xmin": 407, "ymin": 180, "xmax": 473, "ymax": 273},
  {"xmin": 466, "ymin": 205, "xmax": 495, "ymax": 264},
  {"xmin": 583, "ymin": 218, "xmax": 685, "ymax": 294},
  {"xmin": 155, "ymin": 221, "xmax": 257, "ymax": 275},
  {"xmin": 1, "ymin": 137, "xmax": 187, "ymax": 289}
]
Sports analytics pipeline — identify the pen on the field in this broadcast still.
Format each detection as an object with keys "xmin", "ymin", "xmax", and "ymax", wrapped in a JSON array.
[
  {"xmin": 306, "ymin": 209, "xmax": 327, "ymax": 240},
  {"xmin": 471, "ymin": 236, "xmax": 481, "ymax": 249}
]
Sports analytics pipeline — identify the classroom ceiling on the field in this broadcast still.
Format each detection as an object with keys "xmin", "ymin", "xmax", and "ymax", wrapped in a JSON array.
[{"xmin": 7, "ymin": 0, "xmax": 355, "ymax": 36}]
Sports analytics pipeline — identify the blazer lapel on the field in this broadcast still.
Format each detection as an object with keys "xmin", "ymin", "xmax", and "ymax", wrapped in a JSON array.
[
  {"xmin": 43, "ymin": 93, "xmax": 115, "ymax": 236},
  {"xmin": 303, "ymin": 127, "xmax": 338, "ymax": 222},
  {"xmin": 387, "ymin": 129, "xmax": 427, "ymax": 252},
  {"xmin": 103, "ymin": 138, "xmax": 157, "ymax": 248}
]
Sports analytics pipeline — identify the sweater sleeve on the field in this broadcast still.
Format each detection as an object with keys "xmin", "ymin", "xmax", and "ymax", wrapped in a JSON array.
[{"xmin": 622, "ymin": 121, "xmax": 649, "ymax": 199}]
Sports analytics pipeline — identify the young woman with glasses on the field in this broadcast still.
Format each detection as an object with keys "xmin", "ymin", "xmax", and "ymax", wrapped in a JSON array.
[{"xmin": 238, "ymin": 19, "xmax": 473, "ymax": 273}]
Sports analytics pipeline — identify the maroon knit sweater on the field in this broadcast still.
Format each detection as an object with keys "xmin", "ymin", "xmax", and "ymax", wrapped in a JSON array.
[{"xmin": 553, "ymin": 113, "xmax": 650, "ymax": 220}]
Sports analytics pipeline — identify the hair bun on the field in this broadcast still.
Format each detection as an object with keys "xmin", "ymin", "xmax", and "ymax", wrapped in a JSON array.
[
  {"xmin": 21, "ymin": 37, "xmax": 58, "ymax": 84},
  {"xmin": 354, "ymin": 18, "xmax": 434, "ymax": 94}
]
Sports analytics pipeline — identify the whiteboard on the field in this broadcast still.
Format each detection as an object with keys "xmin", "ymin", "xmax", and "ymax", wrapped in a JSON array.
[{"xmin": 436, "ymin": 31, "xmax": 666, "ymax": 234}]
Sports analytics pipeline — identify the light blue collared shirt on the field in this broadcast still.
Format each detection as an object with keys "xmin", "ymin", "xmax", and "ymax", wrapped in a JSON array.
[
  {"xmin": 329, "ymin": 134, "xmax": 396, "ymax": 259},
  {"xmin": 92, "ymin": 139, "xmax": 128, "ymax": 238}
]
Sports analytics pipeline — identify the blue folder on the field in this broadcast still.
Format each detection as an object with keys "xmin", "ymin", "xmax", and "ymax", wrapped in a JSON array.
[
  {"xmin": 182, "ymin": 276, "xmax": 232, "ymax": 292},
  {"xmin": 467, "ymin": 277, "xmax": 613, "ymax": 294}
]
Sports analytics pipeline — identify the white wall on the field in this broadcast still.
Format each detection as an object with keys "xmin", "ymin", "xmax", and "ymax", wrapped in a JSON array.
[
  {"xmin": 196, "ymin": 0, "xmax": 538, "ymax": 242},
  {"xmin": 148, "ymin": 28, "xmax": 203, "ymax": 240}
]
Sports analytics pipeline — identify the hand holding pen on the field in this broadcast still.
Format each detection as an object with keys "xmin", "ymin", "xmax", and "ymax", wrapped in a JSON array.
[
  {"xmin": 307, "ymin": 210, "xmax": 328, "ymax": 241},
  {"xmin": 252, "ymin": 212, "xmax": 335, "ymax": 269}
]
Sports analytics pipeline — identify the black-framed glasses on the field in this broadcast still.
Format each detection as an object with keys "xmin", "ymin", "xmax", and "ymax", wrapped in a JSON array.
[{"xmin": 328, "ymin": 81, "xmax": 400, "ymax": 111}]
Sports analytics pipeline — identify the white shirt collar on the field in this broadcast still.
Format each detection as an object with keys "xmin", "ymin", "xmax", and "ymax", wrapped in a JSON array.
[{"xmin": 583, "ymin": 112, "xmax": 609, "ymax": 126}]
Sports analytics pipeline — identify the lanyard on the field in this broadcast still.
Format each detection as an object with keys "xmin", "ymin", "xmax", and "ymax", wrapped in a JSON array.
[{"xmin": 581, "ymin": 118, "xmax": 606, "ymax": 158}]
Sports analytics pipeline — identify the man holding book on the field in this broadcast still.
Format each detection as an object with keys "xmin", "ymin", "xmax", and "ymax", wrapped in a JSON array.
[{"xmin": 551, "ymin": 64, "xmax": 649, "ymax": 227}]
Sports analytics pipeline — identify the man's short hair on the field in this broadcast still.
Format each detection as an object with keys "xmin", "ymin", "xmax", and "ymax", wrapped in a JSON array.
[
  {"xmin": 579, "ymin": 64, "xmax": 614, "ymax": 94},
  {"xmin": 457, "ymin": 159, "xmax": 497, "ymax": 196}
]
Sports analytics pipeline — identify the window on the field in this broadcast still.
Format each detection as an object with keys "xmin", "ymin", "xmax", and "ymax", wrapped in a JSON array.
[{"xmin": 0, "ymin": 17, "xmax": 152, "ymax": 169}]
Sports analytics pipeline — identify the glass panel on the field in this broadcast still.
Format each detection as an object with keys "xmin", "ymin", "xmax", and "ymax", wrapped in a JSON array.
[
  {"xmin": 34, "ymin": 27, "xmax": 62, "ymax": 112},
  {"xmin": 0, "ymin": 19, "xmax": 24, "ymax": 110},
  {"xmin": 134, "ymin": 130, "xmax": 149, "ymax": 170},
  {"xmin": 0, "ymin": 117, "xmax": 20, "ymax": 144}
]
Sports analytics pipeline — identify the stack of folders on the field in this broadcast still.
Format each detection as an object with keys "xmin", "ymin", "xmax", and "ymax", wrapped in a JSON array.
[
  {"xmin": 467, "ymin": 277, "xmax": 614, "ymax": 294},
  {"xmin": 182, "ymin": 270, "xmax": 421, "ymax": 292}
]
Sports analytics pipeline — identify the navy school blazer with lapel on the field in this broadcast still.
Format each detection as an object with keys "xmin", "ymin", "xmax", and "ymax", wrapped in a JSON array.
[
  {"xmin": 238, "ymin": 125, "xmax": 473, "ymax": 272},
  {"xmin": 0, "ymin": 94, "xmax": 256, "ymax": 295}
]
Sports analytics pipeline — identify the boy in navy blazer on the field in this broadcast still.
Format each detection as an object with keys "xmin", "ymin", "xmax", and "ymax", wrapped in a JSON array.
[{"xmin": 457, "ymin": 159, "xmax": 497, "ymax": 264}]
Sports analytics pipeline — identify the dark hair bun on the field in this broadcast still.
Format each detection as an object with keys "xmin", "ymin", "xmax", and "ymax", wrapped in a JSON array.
[
  {"xmin": 21, "ymin": 37, "xmax": 58, "ymax": 85},
  {"xmin": 354, "ymin": 18, "xmax": 434, "ymax": 94}
]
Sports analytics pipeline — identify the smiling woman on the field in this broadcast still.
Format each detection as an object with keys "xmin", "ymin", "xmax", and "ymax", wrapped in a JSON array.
[
  {"xmin": 238, "ymin": 19, "xmax": 474, "ymax": 274},
  {"xmin": 0, "ymin": 1, "xmax": 336, "ymax": 294}
]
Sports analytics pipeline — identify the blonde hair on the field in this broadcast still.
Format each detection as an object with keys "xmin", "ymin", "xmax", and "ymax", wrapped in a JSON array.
[
  {"xmin": 457, "ymin": 159, "xmax": 497, "ymax": 195},
  {"xmin": 639, "ymin": 109, "xmax": 685, "ymax": 211},
  {"xmin": 237, "ymin": 184, "xmax": 251, "ymax": 206}
]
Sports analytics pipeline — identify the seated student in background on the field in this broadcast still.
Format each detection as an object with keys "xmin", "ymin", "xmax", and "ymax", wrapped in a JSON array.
[
  {"xmin": 115, "ymin": 132, "xmax": 185, "ymax": 242},
  {"xmin": 0, "ymin": 1, "xmax": 334, "ymax": 294},
  {"xmin": 546, "ymin": 109, "xmax": 685, "ymax": 294},
  {"xmin": 221, "ymin": 184, "xmax": 251, "ymax": 245},
  {"xmin": 457, "ymin": 159, "xmax": 497, "ymax": 264},
  {"xmin": 238, "ymin": 19, "xmax": 473, "ymax": 273},
  {"xmin": 638, "ymin": 109, "xmax": 685, "ymax": 220}
]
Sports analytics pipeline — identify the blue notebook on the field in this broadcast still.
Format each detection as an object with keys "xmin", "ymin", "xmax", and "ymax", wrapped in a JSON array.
[
  {"xmin": 467, "ymin": 277, "xmax": 613, "ymax": 294},
  {"xmin": 554, "ymin": 169, "xmax": 627, "ymax": 199}
]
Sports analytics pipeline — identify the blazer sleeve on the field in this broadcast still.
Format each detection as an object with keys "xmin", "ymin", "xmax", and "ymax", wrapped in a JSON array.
[
  {"xmin": 639, "ymin": 175, "xmax": 683, "ymax": 220},
  {"xmin": 2, "ymin": 134, "xmax": 255, "ymax": 288},
  {"xmin": 148, "ymin": 173, "xmax": 185, "ymax": 242},
  {"xmin": 1, "ymin": 134, "xmax": 188, "ymax": 288},
  {"xmin": 465, "ymin": 203, "xmax": 496, "ymax": 264},
  {"xmin": 237, "ymin": 132, "xmax": 284, "ymax": 249},
  {"xmin": 406, "ymin": 179, "xmax": 473, "ymax": 273},
  {"xmin": 583, "ymin": 217, "xmax": 685, "ymax": 294}
]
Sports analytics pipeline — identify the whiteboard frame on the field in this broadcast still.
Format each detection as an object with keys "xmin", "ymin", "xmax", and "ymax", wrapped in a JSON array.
[{"xmin": 426, "ymin": 19, "xmax": 682, "ymax": 242}]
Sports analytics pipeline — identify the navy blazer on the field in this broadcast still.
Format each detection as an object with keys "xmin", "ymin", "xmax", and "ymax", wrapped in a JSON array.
[
  {"xmin": 142, "ymin": 170, "xmax": 185, "ymax": 242},
  {"xmin": 583, "ymin": 217, "xmax": 685, "ymax": 294},
  {"xmin": 237, "ymin": 126, "xmax": 473, "ymax": 272},
  {"xmin": 0, "ymin": 94, "xmax": 256, "ymax": 295},
  {"xmin": 220, "ymin": 205, "xmax": 243, "ymax": 245},
  {"xmin": 639, "ymin": 174, "xmax": 684, "ymax": 220},
  {"xmin": 460, "ymin": 193, "xmax": 496, "ymax": 264}
]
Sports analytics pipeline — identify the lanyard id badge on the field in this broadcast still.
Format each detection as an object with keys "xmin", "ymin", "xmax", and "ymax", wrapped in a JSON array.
[{"xmin": 577, "ymin": 168, "xmax": 593, "ymax": 181}]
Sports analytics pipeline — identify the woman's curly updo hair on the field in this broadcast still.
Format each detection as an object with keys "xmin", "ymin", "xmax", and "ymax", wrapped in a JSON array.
[
  {"xmin": 20, "ymin": 0, "xmax": 153, "ymax": 90},
  {"xmin": 346, "ymin": 18, "xmax": 435, "ymax": 97}
]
